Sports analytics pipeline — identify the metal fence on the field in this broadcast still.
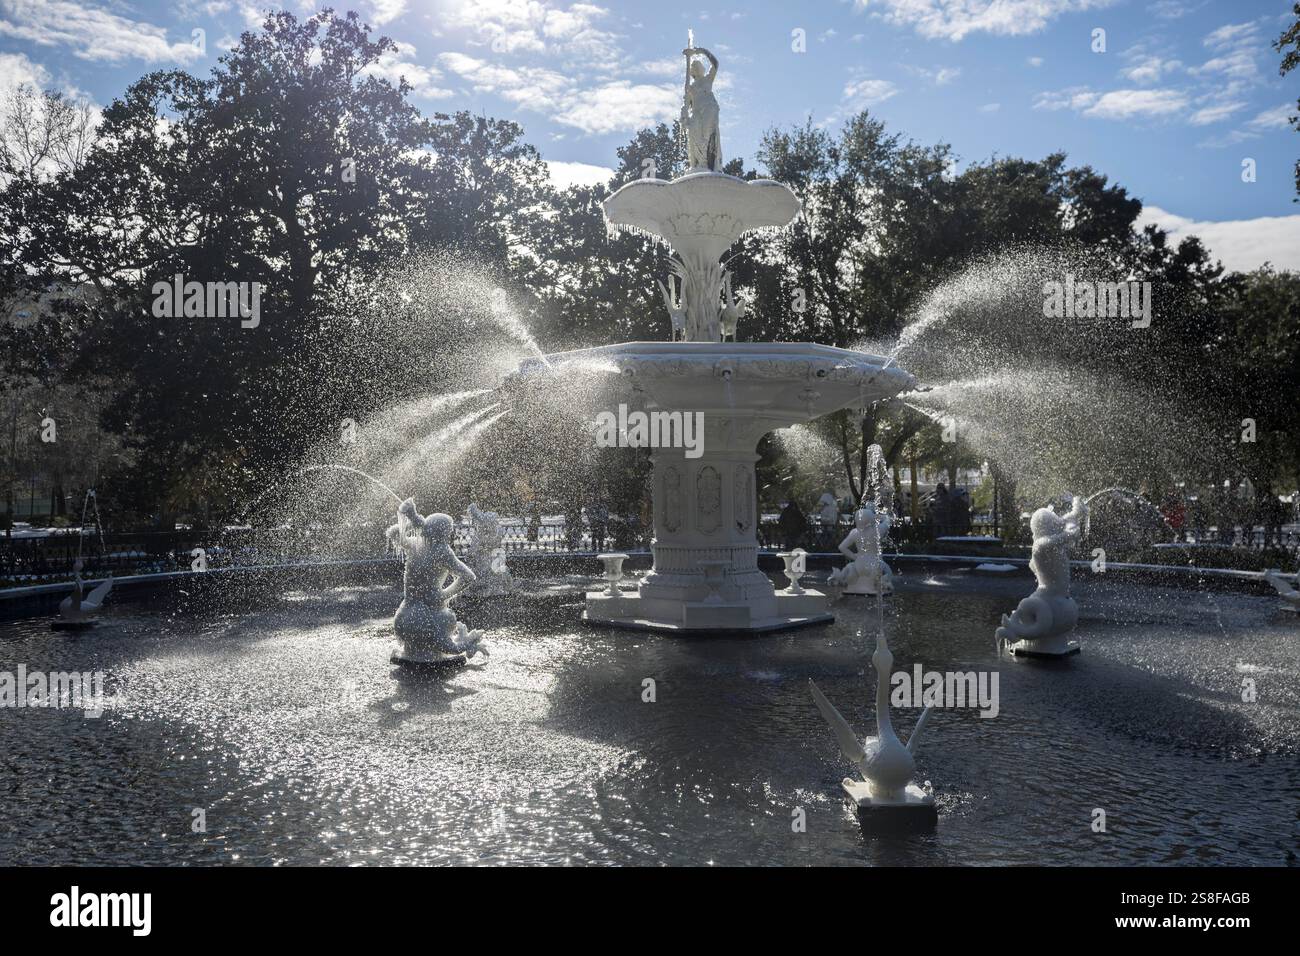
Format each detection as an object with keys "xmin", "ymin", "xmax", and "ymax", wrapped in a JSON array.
[{"xmin": 5, "ymin": 515, "xmax": 1296, "ymax": 584}]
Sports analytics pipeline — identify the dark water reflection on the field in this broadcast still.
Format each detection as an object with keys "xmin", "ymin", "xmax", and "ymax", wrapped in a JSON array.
[{"xmin": 0, "ymin": 572, "xmax": 1295, "ymax": 865}]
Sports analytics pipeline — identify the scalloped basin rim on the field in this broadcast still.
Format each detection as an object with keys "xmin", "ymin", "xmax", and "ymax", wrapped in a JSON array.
[
  {"xmin": 537, "ymin": 341, "xmax": 900, "ymax": 368},
  {"xmin": 602, "ymin": 171, "xmax": 801, "ymax": 235}
]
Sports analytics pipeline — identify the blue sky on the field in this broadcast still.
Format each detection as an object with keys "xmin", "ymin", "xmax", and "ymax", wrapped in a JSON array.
[{"xmin": 2, "ymin": 0, "xmax": 1298, "ymax": 270}]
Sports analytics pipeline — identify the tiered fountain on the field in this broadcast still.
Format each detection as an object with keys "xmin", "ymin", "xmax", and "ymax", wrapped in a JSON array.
[{"xmin": 506, "ymin": 43, "xmax": 915, "ymax": 633}]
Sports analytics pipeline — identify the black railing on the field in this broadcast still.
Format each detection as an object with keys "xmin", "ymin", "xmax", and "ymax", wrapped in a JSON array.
[{"xmin": 5, "ymin": 516, "xmax": 1295, "ymax": 585}]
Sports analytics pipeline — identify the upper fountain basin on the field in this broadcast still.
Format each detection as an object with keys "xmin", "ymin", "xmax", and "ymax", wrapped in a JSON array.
[
  {"xmin": 507, "ymin": 341, "xmax": 917, "ymax": 425},
  {"xmin": 603, "ymin": 172, "xmax": 801, "ymax": 263}
]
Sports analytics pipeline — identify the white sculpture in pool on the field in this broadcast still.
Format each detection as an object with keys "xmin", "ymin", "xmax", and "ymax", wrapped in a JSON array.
[
  {"xmin": 505, "ymin": 41, "xmax": 916, "ymax": 633},
  {"xmin": 387, "ymin": 498, "xmax": 487, "ymax": 665},
  {"xmin": 809, "ymin": 634, "xmax": 935, "ymax": 822},
  {"xmin": 995, "ymin": 495, "xmax": 1088, "ymax": 658},
  {"xmin": 1263, "ymin": 568, "xmax": 1300, "ymax": 612},
  {"xmin": 828, "ymin": 501, "xmax": 894, "ymax": 596},
  {"xmin": 465, "ymin": 502, "xmax": 514, "ymax": 597},
  {"xmin": 52, "ymin": 558, "xmax": 112, "ymax": 630}
]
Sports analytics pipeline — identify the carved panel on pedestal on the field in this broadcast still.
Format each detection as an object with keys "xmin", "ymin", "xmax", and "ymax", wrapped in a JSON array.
[
  {"xmin": 734, "ymin": 466, "xmax": 754, "ymax": 533},
  {"xmin": 663, "ymin": 466, "xmax": 682, "ymax": 532},
  {"xmin": 696, "ymin": 466, "xmax": 721, "ymax": 534}
]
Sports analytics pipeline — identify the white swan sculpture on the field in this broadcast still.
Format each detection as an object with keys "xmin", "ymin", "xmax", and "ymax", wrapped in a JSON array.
[
  {"xmin": 809, "ymin": 633, "xmax": 935, "ymax": 820},
  {"xmin": 1263, "ymin": 568, "xmax": 1300, "ymax": 612},
  {"xmin": 53, "ymin": 559, "xmax": 112, "ymax": 630}
]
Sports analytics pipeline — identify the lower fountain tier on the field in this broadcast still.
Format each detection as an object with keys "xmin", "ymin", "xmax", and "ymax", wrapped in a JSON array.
[
  {"xmin": 506, "ymin": 341, "xmax": 917, "ymax": 633},
  {"xmin": 585, "ymin": 585, "xmax": 833, "ymax": 632}
]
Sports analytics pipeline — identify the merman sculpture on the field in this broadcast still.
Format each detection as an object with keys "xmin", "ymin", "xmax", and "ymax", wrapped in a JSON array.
[
  {"xmin": 52, "ymin": 558, "xmax": 112, "ymax": 631},
  {"xmin": 387, "ymin": 498, "xmax": 487, "ymax": 666},
  {"xmin": 995, "ymin": 495, "xmax": 1088, "ymax": 658},
  {"xmin": 465, "ymin": 502, "xmax": 514, "ymax": 597},
  {"xmin": 809, "ymin": 634, "xmax": 935, "ymax": 825},
  {"xmin": 828, "ymin": 501, "xmax": 894, "ymax": 596},
  {"xmin": 1262, "ymin": 567, "xmax": 1300, "ymax": 613}
]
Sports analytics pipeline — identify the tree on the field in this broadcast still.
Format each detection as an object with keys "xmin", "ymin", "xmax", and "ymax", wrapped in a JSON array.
[
  {"xmin": 1276, "ymin": 3, "xmax": 1300, "ymax": 199},
  {"xmin": 11, "ymin": 10, "xmax": 551, "ymax": 522}
]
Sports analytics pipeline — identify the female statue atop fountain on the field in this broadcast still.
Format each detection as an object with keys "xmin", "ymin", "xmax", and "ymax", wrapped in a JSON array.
[{"xmin": 682, "ymin": 47, "xmax": 721, "ymax": 171}]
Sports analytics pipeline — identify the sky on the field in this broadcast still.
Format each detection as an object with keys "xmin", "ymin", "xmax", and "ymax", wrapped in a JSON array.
[{"xmin": 2, "ymin": 0, "xmax": 1298, "ymax": 271}]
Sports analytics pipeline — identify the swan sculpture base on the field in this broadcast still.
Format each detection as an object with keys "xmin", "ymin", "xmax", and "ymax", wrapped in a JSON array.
[
  {"xmin": 50, "ymin": 620, "xmax": 100, "ymax": 632},
  {"xmin": 843, "ymin": 779, "xmax": 936, "ymax": 828}
]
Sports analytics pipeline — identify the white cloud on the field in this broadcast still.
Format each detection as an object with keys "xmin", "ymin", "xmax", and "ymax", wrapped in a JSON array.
[
  {"xmin": 546, "ymin": 159, "xmax": 612, "ymax": 190},
  {"xmin": 1086, "ymin": 89, "xmax": 1189, "ymax": 119},
  {"xmin": 1027, "ymin": 56, "xmax": 1044, "ymax": 67},
  {"xmin": 1196, "ymin": 103, "xmax": 1297, "ymax": 147},
  {"xmin": 367, "ymin": 42, "xmax": 453, "ymax": 99},
  {"xmin": 438, "ymin": 51, "xmax": 678, "ymax": 134},
  {"xmin": 979, "ymin": 102, "xmax": 1001, "ymax": 112},
  {"xmin": 1191, "ymin": 19, "xmax": 1267, "ymax": 82},
  {"xmin": 440, "ymin": 0, "xmax": 619, "ymax": 61},
  {"xmin": 368, "ymin": 0, "xmax": 407, "ymax": 26},
  {"xmin": 1147, "ymin": 0, "xmax": 1201, "ymax": 19},
  {"xmin": 905, "ymin": 64, "xmax": 961, "ymax": 86},
  {"xmin": 0, "ymin": 0, "xmax": 205, "ymax": 63},
  {"xmin": 1203, "ymin": 21, "xmax": 1260, "ymax": 50},
  {"xmin": 1035, "ymin": 86, "xmax": 1189, "ymax": 120},
  {"xmin": 863, "ymin": 0, "xmax": 1113, "ymax": 42},
  {"xmin": 1122, "ymin": 55, "xmax": 1181, "ymax": 84},
  {"xmin": 1189, "ymin": 100, "xmax": 1245, "ymax": 125},
  {"xmin": 552, "ymin": 81, "xmax": 680, "ymax": 135},
  {"xmin": 0, "ymin": 51, "xmax": 50, "ymax": 93},
  {"xmin": 1138, "ymin": 205, "xmax": 1300, "ymax": 273},
  {"xmin": 1245, "ymin": 103, "xmax": 1295, "ymax": 131},
  {"xmin": 843, "ymin": 77, "xmax": 899, "ymax": 108}
]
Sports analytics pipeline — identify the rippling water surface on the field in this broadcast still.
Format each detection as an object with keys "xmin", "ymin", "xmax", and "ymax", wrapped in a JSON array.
[{"xmin": 1, "ymin": 572, "xmax": 1296, "ymax": 865}]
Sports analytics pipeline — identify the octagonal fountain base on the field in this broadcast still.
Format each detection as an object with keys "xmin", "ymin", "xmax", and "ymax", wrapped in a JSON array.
[
  {"xmin": 583, "ymin": 588, "xmax": 834, "ymax": 633},
  {"xmin": 508, "ymin": 342, "xmax": 916, "ymax": 635}
]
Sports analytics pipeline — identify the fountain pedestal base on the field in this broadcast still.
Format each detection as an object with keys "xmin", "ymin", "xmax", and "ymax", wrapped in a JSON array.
[
  {"xmin": 391, "ymin": 650, "xmax": 467, "ymax": 668},
  {"xmin": 584, "ymin": 587, "xmax": 833, "ymax": 633},
  {"xmin": 1007, "ymin": 633, "xmax": 1081, "ymax": 659}
]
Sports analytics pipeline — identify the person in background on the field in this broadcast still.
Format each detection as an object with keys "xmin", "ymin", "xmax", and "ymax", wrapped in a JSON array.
[
  {"xmin": 778, "ymin": 499, "xmax": 807, "ymax": 551},
  {"xmin": 951, "ymin": 488, "xmax": 972, "ymax": 535},
  {"xmin": 931, "ymin": 483, "xmax": 952, "ymax": 537}
]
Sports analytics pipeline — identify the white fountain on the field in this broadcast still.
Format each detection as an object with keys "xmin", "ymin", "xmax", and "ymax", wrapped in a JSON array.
[
  {"xmin": 995, "ymin": 495, "xmax": 1088, "ymax": 658},
  {"xmin": 506, "ymin": 42, "xmax": 915, "ymax": 633},
  {"xmin": 387, "ymin": 498, "xmax": 487, "ymax": 666},
  {"xmin": 465, "ymin": 502, "xmax": 514, "ymax": 597}
]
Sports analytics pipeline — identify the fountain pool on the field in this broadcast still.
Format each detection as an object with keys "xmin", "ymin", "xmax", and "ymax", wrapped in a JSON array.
[{"xmin": 2, "ymin": 570, "xmax": 1294, "ymax": 866}]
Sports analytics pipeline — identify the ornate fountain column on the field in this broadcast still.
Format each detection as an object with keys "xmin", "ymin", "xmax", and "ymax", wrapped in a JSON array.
[{"xmin": 633, "ymin": 416, "xmax": 786, "ymax": 627}]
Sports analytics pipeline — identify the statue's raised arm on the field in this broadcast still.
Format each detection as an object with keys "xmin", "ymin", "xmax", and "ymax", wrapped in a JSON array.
[{"xmin": 683, "ymin": 46, "xmax": 718, "ymax": 84}]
